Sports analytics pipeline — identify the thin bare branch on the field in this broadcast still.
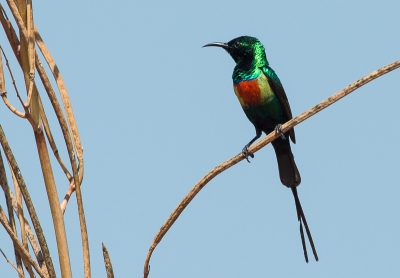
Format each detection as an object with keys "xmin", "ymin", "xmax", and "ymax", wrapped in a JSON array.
[
  {"xmin": 143, "ymin": 59, "xmax": 400, "ymax": 278},
  {"xmin": 60, "ymin": 179, "xmax": 74, "ymax": 214},
  {"xmin": 0, "ymin": 46, "xmax": 26, "ymax": 118},
  {"xmin": 1, "ymin": 93, "xmax": 26, "ymax": 117},
  {"xmin": 0, "ymin": 248, "xmax": 25, "ymax": 277},
  {"xmin": 0, "ymin": 4, "xmax": 22, "ymax": 64}
]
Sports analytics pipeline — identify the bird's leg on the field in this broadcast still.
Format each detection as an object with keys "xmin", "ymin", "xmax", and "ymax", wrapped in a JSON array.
[
  {"xmin": 242, "ymin": 129, "xmax": 262, "ymax": 163},
  {"xmin": 242, "ymin": 145, "xmax": 254, "ymax": 163},
  {"xmin": 274, "ymin": 124, "xmax": 286, "ymax": 140}
]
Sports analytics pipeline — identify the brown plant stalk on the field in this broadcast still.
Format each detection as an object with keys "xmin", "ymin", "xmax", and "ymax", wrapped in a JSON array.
[
  {"xmin": 1, "ymin": 172, "xmax": 47, "ymax": 274},
  {"xmin": 102, "ymin": 243, "xmax": 115, "ymax": 278},
  {"xmin": 12, "ymin": 168, "xmax": 35, "ymax": 278},
  {"xmin": 0, "ymin": 151, "xmax": 24, "ymax": 277},
  {"xmin": 0, "ymin": 126, "xmax": 56, "ymax": 278},
  {"xmin": 12, "ymin": 0, "xmax": 40, "ymax": 126},
  {"xmin": 0, "ymin": 46, "xmax": 26, "ymax": 118},
  {"xmin": 0, "ymin": 207, "xmax": 46, "ymax": 277},
  {"xmin": 4, "ymin": 2, "xmax": 73, "ymax": 277},
  {"xmin": 143, "ymin": 59, "xmax": 400, "ymax": 277},
  {"xmin": 1, "ymin": 7, "xmax": 76, "ymax": 199},
  {"xmin": 34, "ymin": 26, "xmax": 90, "ymax": 278},
  {"xmin": 2, "ymin": 1, "xmax": 89, "ymax": 276},
  {"xmin": 10, "ymin": 6, "xmax": 89, "ymax": 273},
  {"xmin": 0, "ymin": 248, "xmax": 25, "ymax": 277}
]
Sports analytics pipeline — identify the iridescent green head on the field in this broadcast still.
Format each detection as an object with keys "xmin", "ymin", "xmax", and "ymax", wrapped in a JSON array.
[{"xmin": 203, "ymin": 36, "xmax": 269, "ymax": 68}]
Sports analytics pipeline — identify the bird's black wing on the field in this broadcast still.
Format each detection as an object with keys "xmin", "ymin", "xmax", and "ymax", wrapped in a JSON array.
[{"xmin": 262, "ymin": 66, "xmax": 296, "ymax": 144}]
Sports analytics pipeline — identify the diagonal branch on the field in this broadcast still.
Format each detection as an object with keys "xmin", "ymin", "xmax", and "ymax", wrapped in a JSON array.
[
  {"xmin": 0, "ymin": 248, "xmax": 25, "ymax": 277},
  {"xmin": 143, "ymin": 59, "xmax": 400, "ymax": 278}
]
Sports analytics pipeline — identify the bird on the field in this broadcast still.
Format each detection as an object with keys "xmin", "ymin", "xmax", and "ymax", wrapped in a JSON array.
[{"xmin": 203, "ymin": 36, "xmax": 318, "ymax": 262}]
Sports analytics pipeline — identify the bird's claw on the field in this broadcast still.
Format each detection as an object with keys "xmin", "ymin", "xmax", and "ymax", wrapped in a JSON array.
[
  {"xmin": 275, "ymin": 124, "xmax": 286, "ymax": 140},
  {"xmin": 242, "ymin": 146, "xmax": 254, "ymax": 163}
]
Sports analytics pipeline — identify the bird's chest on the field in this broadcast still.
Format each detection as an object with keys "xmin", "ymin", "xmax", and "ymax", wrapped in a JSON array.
[{"xmin": 233, "ymin": 73, "xmax": 275, "ymax": 107}]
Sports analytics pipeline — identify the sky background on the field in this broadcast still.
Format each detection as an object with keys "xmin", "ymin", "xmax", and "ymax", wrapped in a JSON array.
[{"xmin": 1, "ymin": 0, "xmax": 400, "ymax": 277}]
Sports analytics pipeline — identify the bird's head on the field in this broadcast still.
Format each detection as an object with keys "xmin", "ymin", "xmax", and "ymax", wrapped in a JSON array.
[{"xmin": 203, "ymin": 36, "xmax": 268, "ymax": 68}]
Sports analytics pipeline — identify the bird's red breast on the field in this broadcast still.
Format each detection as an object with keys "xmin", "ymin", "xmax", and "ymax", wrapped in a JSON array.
[{"xmin": 233, "ymin": 79, "xmax": 262, "ymax": 107}]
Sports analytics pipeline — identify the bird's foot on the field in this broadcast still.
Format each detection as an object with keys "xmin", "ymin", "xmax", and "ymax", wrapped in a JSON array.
[
  {"xmin": 275, "ymin": 124, "xmax": 286, "ymax": 140},
  {"xmin": 242, "ymin": 146, "xmax": 254, "ymax": 163}
]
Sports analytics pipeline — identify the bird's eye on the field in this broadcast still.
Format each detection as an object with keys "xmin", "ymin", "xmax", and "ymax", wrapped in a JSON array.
[{"xmin": 233, "ymin": 41, "xmax": 241, "ymax": 48}]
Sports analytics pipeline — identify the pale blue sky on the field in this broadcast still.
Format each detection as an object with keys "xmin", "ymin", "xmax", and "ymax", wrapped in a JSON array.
[{"xmin": 1, "ymin": 1, "xmax": 400, "ymax": 277}]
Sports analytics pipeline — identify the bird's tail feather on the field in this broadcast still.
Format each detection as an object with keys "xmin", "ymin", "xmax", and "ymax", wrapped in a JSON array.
[
  {"xmin": 291, "ymin": 187, "xmax": 318, "ymax": 262},
  {"xmin": 271, "ymin": 138, "xmax": 301, "ymax": 187},
  {"xmin": 271, "ymin": 138, "xmax": 318, "ymax": 262}
]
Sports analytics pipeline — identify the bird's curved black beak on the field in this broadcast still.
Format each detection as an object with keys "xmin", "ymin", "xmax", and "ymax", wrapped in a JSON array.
[{"xmin": 202, "ymin": 42, "xmax": 229, "ymax": 49}]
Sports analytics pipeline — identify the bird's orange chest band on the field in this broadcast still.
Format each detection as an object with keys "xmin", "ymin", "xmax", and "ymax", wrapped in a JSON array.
[{"xmin": 233, "ymin": 79, "xmax": 262, "ymax": 106}]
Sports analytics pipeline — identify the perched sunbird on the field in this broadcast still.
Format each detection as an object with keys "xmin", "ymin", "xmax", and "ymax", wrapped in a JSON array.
[{"xmin": 204, "ymin": 36, "xmax": 318, "ymax": 262}]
